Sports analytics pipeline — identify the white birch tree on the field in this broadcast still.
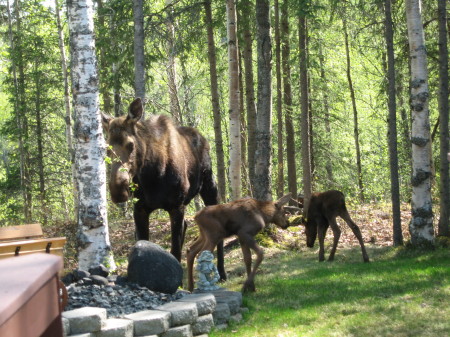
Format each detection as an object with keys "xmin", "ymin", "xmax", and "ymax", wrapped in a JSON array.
[
  {"xmin": 405, "ymin": 0, "xmax": 434, "ymax": 245},
  {"xmin": 226, "ymin": 0, "xmax": 241, "ymax": 200},
  {"xmin": 67, "ymin": 0, "xmax": 116, "ymax": 270}
]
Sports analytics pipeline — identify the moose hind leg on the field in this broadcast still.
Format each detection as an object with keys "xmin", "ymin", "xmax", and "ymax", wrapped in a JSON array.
[
  {"xmin": 341, "ymin": 212, "xmax": 370, "ymax": 262},
  {"xmin": 327, "ymin": 217, "xmax": 341, "ymax": 261},
  {"xmin": 216, "ymin": 240, "xmax": 227, "ymax": 281}
]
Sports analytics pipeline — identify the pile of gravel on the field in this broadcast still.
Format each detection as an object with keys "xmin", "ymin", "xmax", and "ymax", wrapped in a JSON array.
[{"xmin": 62, "ymin": 267, "xmax": 189, "ymax": 318}]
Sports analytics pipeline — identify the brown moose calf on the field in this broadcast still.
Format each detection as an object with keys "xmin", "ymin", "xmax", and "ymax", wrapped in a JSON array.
[
  {"xmin": 187, "ymin": 194, "xmax": 292, "ymax": 293},
  {"xmin": 303, "ymin": 190, "xmax": 370, "ymax": 263}
]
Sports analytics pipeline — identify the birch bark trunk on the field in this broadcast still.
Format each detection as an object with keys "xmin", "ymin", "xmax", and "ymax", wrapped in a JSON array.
[
  {"xmin": 226, "ymin": 0, "xmax": 241, "ymax": 200},
  {"xmin": 67, "ymin": 0, "xmax": 115, "ymax": 269},
  {"xmin": 405, "ymin": 0, "xmax": 434, "ymax": 244}
]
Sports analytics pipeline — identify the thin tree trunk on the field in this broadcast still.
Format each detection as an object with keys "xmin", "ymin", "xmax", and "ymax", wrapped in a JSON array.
[
  {"xmin": 437, "ymin": 0, "xmax": 449, "ymax": 237},
  {"xmin": 281, "ymin": 0, "xmax": 297, "ymax": 201},
  {"xmin": 96, "ymin": 0, "xmax": 113, "ymax": 114},
  {"xmin": 384, "ymin": 0, "xmax": 403, "ymax": 245},
  {"xmin": 133, "ymin": 0, "xmax": 146, "ymax": 116},
  {"xmin": 318, "ymin": 45, "xmax": 334, "ymax": 186},
  {"xmin": 405, "ymin": 0, "xmax": 434, "ymax": 245},
  {"xmin": 165, "ymin": 0, "xmax": 183, "ymax": 125},
  {"xmin": 67, "ymin": 0, "xmax": 115, "ymax": 270},
  {"xmin": 13, "ymin": 0, "xmax": 32, "ymax": 222},
  {"xmin": 203, "ymin": 0, "xmax": 226, "ymax": 202},
  {"xmin": 254, "ymin": 0, "xmax": 272, "ymax": 201},
  {"xmin": 240, "ymin": 0, "xmax": 257, "ymax": 196},
  {"xmin": 34, "ymin": 68, "xmax": 47, "ymax": 224},
  {"xmin": 274, "ymin": 0, "xmax": 284, "ymax": 198},
  {"xmin": 343, "ymin": 18, "xmax": 364, "ymax": 202},
  {"xmin": 238, "ymin": 52, "xmax": 249, "ymax": 193},
  {"xmin": 299, "ymin": 14, "xmax": 312, "ymax": 212},
  {"xmin": 55, "ymin": 0, "xmax": 77, "ymax": 220},
  {"xmin": 226, "ymin": 0, "xmax": 241, "ymax": 200}
]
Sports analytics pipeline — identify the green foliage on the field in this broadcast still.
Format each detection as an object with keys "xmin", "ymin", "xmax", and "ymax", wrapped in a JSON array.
[{"xmin": 0, "ymin": 0, "xmax": 445, "ymax": 235}]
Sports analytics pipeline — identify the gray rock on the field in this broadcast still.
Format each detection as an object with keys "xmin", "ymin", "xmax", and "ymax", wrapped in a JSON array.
[{"xmin": 127, "ymin": 241, "xmax": 183, "ymax": 294}]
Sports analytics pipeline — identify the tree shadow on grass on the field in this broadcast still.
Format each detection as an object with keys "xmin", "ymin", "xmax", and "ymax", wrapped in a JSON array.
[{"xmin": 245, "ymin": 245, "xmax": 449, "ymax": 312}]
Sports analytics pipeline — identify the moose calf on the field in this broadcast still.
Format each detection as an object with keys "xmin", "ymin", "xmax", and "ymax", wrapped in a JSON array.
[
  {"xmin": 302, "ymin": 190, "xmax": 370, "ymax": 263},
  {"xmin": 187, "ymin": 194, "xmax": 292, "ymax": 293}
]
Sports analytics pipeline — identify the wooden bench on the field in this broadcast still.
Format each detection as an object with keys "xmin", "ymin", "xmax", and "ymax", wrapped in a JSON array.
[{"xmin": 0, "ymin": 223, "xmax": 66, "ymax": 260}]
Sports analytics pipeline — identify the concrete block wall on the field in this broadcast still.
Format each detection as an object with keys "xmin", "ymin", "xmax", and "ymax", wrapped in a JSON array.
[{"xmin": 62, "ymin": 290, "xmax": 244, "ymax": 337}]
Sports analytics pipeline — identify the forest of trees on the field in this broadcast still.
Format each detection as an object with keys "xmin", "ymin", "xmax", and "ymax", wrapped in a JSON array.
[{"xmin": 0, "ymin": 0, "xmax": 448, "ymax": 251}]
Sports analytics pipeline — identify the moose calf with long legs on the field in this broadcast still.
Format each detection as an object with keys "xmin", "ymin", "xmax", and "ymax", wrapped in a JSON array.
[
  {"xmin": 302, "ymin": 190, "xmax": 370, "ymax": 263},
  {"xmin": 187, "ymin": 194, "xmax": 292, "ymax": 293}
]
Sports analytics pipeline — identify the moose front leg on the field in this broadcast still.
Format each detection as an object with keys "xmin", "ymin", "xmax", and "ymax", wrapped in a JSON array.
[
  {"xmin": 317, "ymin": 222, "xmax": 328, "ymax": 262},
  {"xmin": 169, "ymin": 207, "xmax": 187, "ymax": 262},
  {"xmin": 239, "ymin": 234, "xmax": 264, "ymax": 293},
  {"xmin": 134, "ymin": 201, "xmax": 151, "ymax": 240}
]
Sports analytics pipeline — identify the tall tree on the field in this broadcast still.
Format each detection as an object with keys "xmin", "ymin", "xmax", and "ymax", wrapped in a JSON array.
[
  {"xmin": 281, "ymin": 0, "xmax": 297, "ymax": 201},
  {"xmin": 253, "ymin": 0, "xmax": 272, "ymax": 200},
  {"xmin": 227, "ymin": 0, "xmax": 241, "ymax": 200},
  {"xmin": 384, "ymin": 0, "xmax": 403, "ymax": 245},
  {"xmin": 437, "ymin": 0, "xmax": 449, "ymax": 237},
  {"xmin": 67, "ymin": 0, "xmax": 115, "ymax": 269},
  {"xmin": 12, "ymin": 0, "xmax": 32, "ymax": 222},
  {"xmin": 274, "ymin": 0, "xmax": 284, "ymax": 198},
  {"xmin": 133, "ymin": 0, "xmax": 146, "ymax": 115},
  {"xmin": 165, "ymin": 0, "xmax": 183, "ymax": 124},
  {"xmin": 240, "ymin": 0, "xmax": 257, "ymax": 196},
  {"xmin": 405, "ymin": 0, "xmax": 434, "ymax": 245},
  {"xmin": 299, "ymin": 12, "xmax": 312, "ymax": 212},
  {"xmin": 55, "ymin": 0, "xmax": 77, "ymax": 221},
  {"xmin": 318, "ymin": 44, "xmax": 334, "ymax": 187},
  {"xmin": 203, "ymin": 0, "xmax": 226, "ymax": 202},
  {"xmin": 343, "ymin": 17, "xmax": 364, "ymax": 201}
]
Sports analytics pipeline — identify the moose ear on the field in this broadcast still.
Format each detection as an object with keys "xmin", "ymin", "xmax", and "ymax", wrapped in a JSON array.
[
  {"xmin": 101, "ymin": 112, "xmax": 112, "ymax": 132},
  {"xmin": 276, "ymin": 193, "xmax": 292, "ymax": 207},
  {"xmin": 128, "ymin": 98, "xmax": 144, "ymax": 122}
]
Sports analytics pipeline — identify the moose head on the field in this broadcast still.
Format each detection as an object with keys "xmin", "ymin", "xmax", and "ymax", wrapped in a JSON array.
[{"xmin": 101, "ymin": 98, "xmax": 143, "ymax": 204}]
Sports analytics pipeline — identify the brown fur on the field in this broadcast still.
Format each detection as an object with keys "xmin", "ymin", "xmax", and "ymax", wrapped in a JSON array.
[
  {"xmin": 187, "ymin": 194, "xmax": 292, "ymax": 293},
  {"xmin": 302, "ymin": 190, "xmax": 370, "ymax": 262},
  {"xmin": 102, "ymin": 98, "xmax": 225, "ymax": 280}
]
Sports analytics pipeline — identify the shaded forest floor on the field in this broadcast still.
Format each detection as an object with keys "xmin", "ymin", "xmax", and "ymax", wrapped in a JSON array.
[{"xmin": 45, "ymin": 202, "xmax": 416, "ymax": 276}]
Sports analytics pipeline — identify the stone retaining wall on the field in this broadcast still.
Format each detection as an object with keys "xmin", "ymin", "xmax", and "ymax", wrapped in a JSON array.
[{"xmin": 62, "ymin": 290, "xmax": 246, "ymax": 337}]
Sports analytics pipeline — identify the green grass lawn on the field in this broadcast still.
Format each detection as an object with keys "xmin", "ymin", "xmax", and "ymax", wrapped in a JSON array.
[{"xmin": 210, "ymin": 245, "xmax": 450, "ymax": 337}]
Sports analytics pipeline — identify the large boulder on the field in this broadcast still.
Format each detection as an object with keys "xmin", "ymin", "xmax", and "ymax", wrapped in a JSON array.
[{"xmin": 127, "ymin": 241, "xmax": 183, "ymax": 294}]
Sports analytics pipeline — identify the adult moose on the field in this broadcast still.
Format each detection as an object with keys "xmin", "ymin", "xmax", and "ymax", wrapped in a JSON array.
[
  {"xmin": 102, "ymin": 98, "xmax": 226, "ymax": 280},
  {"xmin": 301, "ymin": 190, "xmax": 370, "ymax": 263}
]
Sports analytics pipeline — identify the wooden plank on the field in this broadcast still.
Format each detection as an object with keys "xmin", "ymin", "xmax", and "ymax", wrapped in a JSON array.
[
  {"xmin": 0, "ymin": 224, "xmax": 43, "ymax": 242},
  {"xmin": 0, "ymin": 238, "xmax": 66, "ymax": 259}
]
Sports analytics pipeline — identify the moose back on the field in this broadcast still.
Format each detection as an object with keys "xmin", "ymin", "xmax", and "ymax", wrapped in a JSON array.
[{"xmin": 102, "ymin": 98, "xmax": 225, "ymax": 280}]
